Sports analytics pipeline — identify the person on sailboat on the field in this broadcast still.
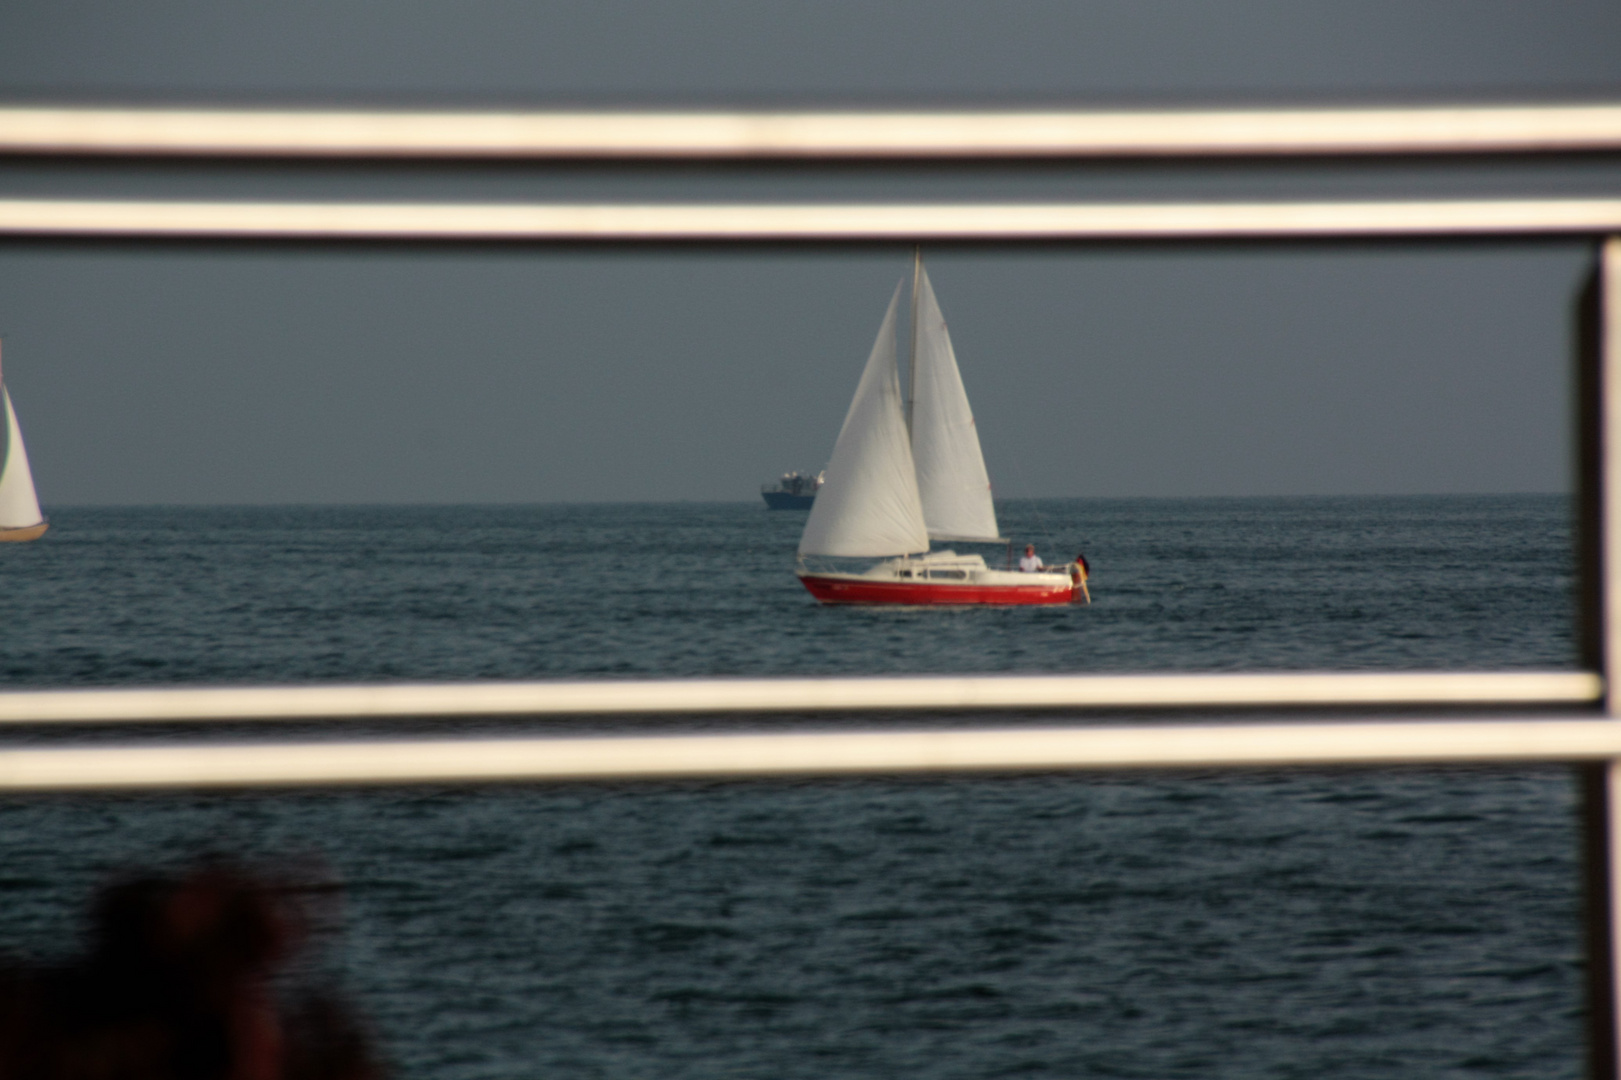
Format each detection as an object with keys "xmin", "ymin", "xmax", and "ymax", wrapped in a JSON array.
[
  {"xmin": 1071, "ymin": 552, "xmax": 1092, "ymax": 604},
  {"xmin": 1019, "ymin": 545, "xmax": 1044, "ymax": 573}
]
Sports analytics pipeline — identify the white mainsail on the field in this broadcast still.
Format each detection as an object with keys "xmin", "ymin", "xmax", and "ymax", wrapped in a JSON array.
[
  {"xmin": 797, "ymin": 285, "xmax": 930, "ymax": 558},
  {"xmin": 909, "ymin": 263, "xmax": 1000, "ymax": 543},
  {"xmin": 0, "ymin": 385, "xmax": 45, "ymax": 532}
]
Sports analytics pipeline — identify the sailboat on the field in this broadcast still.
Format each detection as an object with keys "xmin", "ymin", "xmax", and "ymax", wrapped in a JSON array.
[
  {"xmin": 795, "ymin": 255, "xmax": 1076, "ymax": 605},
  {"xmin": 0, "ymin": 342, "xmax": 49, "ymax": 542}
]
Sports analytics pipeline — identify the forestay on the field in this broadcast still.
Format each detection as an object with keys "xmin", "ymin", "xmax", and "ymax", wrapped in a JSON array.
[
  {"xmin": 798, "ymin": 286, "xmax": 930, "ymax": 558},
  {"xmin": 910, "ymin": 265, "xmax": 1000, "ymax": 542}
]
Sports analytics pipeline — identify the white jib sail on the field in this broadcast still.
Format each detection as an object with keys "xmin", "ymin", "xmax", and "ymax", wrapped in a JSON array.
[
  {"xmin": 0, "ymin": 386, "xmax": 44, "ymax": 529},
  {"xmin": 798, "ymin": 284, "xmax": 930, "ymax": 558},
  {"xmin": 910, "ymin": 264, "xmax": 1000, "ymax": 542}
]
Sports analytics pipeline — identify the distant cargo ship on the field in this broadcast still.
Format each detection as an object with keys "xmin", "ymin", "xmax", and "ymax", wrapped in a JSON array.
[{"xmin": 761, "ymin": 470, "xmax": 823, "ymax": 510}]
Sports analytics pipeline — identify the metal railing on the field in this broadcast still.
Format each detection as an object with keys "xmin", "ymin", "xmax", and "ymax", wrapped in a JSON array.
[
  {"xmin": 0, "ymin": 671, "xmax": 1598, "ymax": 727},
  {"xmin": 0, "ymin": 197, "xmax": 1617, "ymax": 241},
  {"xmin": 1, "ymin": 103, "xmax": 1619, "ymax": 158},
  {"xmin": 1, "ymin": 717, "xmax": 1619, "ymax": 792},
  {"xmin": 1, "ymin": 102, "xmax": 1618, "ymax": 1075}
]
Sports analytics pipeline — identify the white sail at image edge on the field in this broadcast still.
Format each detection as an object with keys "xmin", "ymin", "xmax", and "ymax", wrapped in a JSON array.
[
  {"xmin": 797, "ymin": 283, "xmax": 930, "ymax": 558},
  {"xmin": 909, "ymin": 263, "xmax": 1001, "ymax": 543},
  {"xmin": 0, "ymin": 385, "xmax": 46, "ymax": 532}
]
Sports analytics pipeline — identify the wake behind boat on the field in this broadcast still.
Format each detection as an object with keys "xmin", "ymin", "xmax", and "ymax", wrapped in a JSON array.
[
  {"xmin": 0, "ymin": 342, "xmax": 47, "ymax": 542},
  {"xmin": 795, "ymin": 255, "xmax": 1077, "ymax": 605}
]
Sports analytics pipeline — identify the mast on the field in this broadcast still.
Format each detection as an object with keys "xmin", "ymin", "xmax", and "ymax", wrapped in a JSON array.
[{"xmin": 906, "ymin": 246, "xmax": 921, "ymax": 436}]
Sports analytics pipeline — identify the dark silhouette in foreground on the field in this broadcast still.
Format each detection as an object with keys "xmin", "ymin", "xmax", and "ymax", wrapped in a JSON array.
[{"xmin": 0, "ymin": 859, "xmax": 384, "ymax": 1080}]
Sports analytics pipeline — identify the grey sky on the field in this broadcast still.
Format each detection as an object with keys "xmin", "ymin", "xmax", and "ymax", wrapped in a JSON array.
[
  {"xmin": 2, "ymin": 1, "xmax": 1618, "ymax": 103},
  {"xmin": 0, "ymin": 2, "xmax": 1615, "ymax": 504}
]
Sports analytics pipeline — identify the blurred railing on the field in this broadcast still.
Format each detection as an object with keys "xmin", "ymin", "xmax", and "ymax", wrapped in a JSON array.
[
  {"xmin": 0, "ymin": 671, "xmax": 1600, "ymax": 728},
  {"xmin": 0, "ymin": 101, "xmax": 1618, "ymax": 1075},
  {"xmin": 0, "ymin": 103, "xmax": 1618, "ymax": 158}
]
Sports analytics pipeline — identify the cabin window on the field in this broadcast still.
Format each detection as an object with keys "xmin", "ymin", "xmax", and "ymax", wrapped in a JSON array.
[{"xmin": 928, "ymin": 569, "xmax": 968, "ymax": 580}]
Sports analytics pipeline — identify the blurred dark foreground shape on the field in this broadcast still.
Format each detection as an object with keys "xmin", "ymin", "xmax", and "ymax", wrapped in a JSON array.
[{"xmin": 0, "ymin": 859, "xmax": 384, "ymax": 1080}]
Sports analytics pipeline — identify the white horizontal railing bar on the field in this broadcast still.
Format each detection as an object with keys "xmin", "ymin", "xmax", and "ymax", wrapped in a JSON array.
[
  {"xmin": 2, "ymin": 198, "xmax": 1621, "ymax": 242},
  {"xmin": 1, "ymin": 105, "xmax": 1620, "ymax": 159},
  {"xmin": 0, "ymin": 672, "xmax": 1598, "ymax": 725},
  {"xmin": 3, "ymin": 717, "xmax": 1621, "ymax": 791}
]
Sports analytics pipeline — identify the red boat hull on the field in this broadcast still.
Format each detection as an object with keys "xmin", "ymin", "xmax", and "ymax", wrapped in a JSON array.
[{"xmin": 798, "ymin": 574, "xmax": 1075, "ymax": 606}]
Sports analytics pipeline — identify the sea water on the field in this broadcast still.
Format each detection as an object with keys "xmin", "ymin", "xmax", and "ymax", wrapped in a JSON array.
[{"xmin": 0, "ymin": 496, "xmax": 1586, "ymax": 1078}]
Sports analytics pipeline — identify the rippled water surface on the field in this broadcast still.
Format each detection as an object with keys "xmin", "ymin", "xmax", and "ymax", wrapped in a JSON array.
[
  {"xmin": 0, "ymin": 496, "xmax": 1577, "ymax": 683},
  {"xmin": 0, "ymin": 496, "xmax": 1588, "ymax": 1078}
]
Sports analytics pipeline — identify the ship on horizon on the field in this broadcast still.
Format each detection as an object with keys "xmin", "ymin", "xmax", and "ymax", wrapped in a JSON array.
[{"xmin": 761, "ymin": 470, "xmax": 823, "ymax": 510}]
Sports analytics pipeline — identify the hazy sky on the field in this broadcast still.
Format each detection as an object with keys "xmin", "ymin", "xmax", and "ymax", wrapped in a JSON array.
[{"xmin": 0, "ymin": 1, "xmax": 1617, "ymax": 504}]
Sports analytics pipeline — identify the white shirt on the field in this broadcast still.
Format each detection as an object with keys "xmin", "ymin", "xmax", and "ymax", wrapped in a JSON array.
[{"xmin": 1019, "ymin": 553, "xmax": 1043, "ymax": 572}]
